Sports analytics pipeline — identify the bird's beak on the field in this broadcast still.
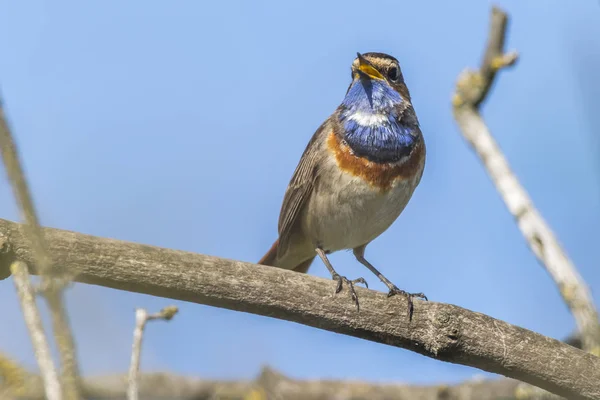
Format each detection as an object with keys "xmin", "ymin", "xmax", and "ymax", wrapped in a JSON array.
[{"xmin": 356, "ymin": 52, "xmax": 385, "ymax": 80}]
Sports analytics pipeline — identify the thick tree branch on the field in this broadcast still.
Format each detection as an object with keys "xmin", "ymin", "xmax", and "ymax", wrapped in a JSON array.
[
  {"xmin": 452, "ymin": 5, "xmax": 600, "ymax": 356},
  {"xmin": 0, "ymin": 218, "xmax": 599, "ymax": 399}
]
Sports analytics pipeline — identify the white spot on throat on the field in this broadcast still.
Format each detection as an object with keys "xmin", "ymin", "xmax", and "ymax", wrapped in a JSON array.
[{"xmin": 347, "ymin": 111, "xmax": 388, "ymax": 127}]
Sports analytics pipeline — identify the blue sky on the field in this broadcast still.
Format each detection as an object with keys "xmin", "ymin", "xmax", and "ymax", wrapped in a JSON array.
[{"xmin": 1, "ymin": 0, "xmax": 599, "ymax": 385}]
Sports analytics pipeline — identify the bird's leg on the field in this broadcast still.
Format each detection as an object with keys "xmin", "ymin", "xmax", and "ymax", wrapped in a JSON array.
[
  {"xmin": 315, "ymin": 247, "xmax": 368, "ymax": 310},
  {"xmin": 353, "ymin": 245, "xmax": 427, "ymax": 318}
]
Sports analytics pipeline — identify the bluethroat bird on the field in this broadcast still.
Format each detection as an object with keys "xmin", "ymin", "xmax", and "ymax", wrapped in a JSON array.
[{"xmin": 259, "ymin": 52, "xmax": 426, "ymax": 314}]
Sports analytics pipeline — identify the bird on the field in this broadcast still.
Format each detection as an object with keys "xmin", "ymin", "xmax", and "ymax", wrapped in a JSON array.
[{"xmin": 259, "ymin": 52, "xmax": 426, "ymax": 314}]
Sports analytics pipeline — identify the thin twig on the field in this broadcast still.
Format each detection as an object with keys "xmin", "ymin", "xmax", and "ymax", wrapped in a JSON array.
[
  {"xmin": 10, "ymin": 261, "xmax": 61, "ymax": 400},
  {"xmin": 127, "ymin": 306, "xmax": 178, "ymax": 400},
  {"xmin": 452, "ymin": 5, "xmax": 600, "ymax": 354},
  {"xmin": 0, "ymin": 219, "xmax": 598, "ymax": 400},
  {"xmin": 0, "ymin": 92, "xmax": 82, "ymax": 400}
]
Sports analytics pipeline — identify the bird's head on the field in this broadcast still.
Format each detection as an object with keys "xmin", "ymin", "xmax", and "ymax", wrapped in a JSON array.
[
  {"xmin": 341, "ymin": 52, "xmax": 410, "ymax": 114},
  {"xmin": 336, "ymin": 52, "xmax": 420, "ymax": 163}
]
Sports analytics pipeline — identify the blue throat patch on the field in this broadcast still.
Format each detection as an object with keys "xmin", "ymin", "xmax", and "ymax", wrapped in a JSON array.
[{"xmin": 339, "ymin": 78, "xmax": 416, "ymax": 163}]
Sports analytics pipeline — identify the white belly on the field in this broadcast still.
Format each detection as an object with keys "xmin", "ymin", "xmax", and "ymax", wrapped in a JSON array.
[{"xmin": 302, "ymin": 157, "xmax": 421, "ymax": 252}]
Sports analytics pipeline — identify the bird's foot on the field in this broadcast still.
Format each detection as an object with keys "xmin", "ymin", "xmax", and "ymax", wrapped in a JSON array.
[
  {"xmin": 387, "ymin": 285, "xmax": 428, "ymax": 320},
  {"xmin": 332, "ymin": 273, "xmax": 368, "ymax": 311}
]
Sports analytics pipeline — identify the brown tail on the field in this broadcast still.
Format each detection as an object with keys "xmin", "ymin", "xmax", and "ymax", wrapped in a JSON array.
[
  {"xmin": 258, "ymin": 239, "xmax": 315, "ymax": 274},
  {"xmin": 258, "ymin": 239, "xmax": 279, "ymax": 266}
]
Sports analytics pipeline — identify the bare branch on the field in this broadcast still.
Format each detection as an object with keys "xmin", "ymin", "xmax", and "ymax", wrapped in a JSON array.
[
  {"xmin": 0, "ymin": 219, "xmax": 598, "ymax": 399},
  {"xmin": 0, "ymin": 92, "xmax": 82, "ymax": 399},
  {"xmin": 452, "ymin": 6, "xmax": 600, "ymax": 355},
  {"xmin": 452, "ymin": 6, "xmax": 600, "ymax": 399},
  {"xmin": 44, "ymin": 287, "xmax": 82, "ymax": 399},
  {"xmin": 0, "ymin": 365, "xmax": 524, "ymax": 400},
  {"xmin": 0, "ymin": 96, "xmax": 52, "ymax": 276},
  {"xmin": 453, "ymin": 7, "xmax": 518, "ymax": 109},
  {"xmin": 127, "ymin": 306, "xmax": 178, "ymax": 400},
  {"xmin": 10, "ymin": 261, "xmax": 61, "ymax": 400}
]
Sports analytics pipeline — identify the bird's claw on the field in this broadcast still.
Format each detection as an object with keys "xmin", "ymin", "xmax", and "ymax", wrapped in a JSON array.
[
  {"xmin": 332, "ymin": 274, "xmax": 368, "ymax": 310},
  {"xmin": 387, "ymin": 286, "xmax": 428, "ymax": 320},
  {"xmin": 387, "ymin": 286, "xmax": 427, "ymax": 301}
]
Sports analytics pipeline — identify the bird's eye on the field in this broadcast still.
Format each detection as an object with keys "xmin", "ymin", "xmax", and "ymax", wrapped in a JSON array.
[{"xmin": 387, "ymin": 67, "xmax": 399, "ymax": 81}]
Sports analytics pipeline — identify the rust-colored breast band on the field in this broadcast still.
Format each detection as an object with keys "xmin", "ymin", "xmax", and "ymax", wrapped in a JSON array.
[{"xmin": 327, "ymin": 131, "xmax": 424, "ymax": 192}]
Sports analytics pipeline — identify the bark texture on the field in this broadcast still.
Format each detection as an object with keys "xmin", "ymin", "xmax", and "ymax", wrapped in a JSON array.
[{"xmin": 1, "ymin": 218, "xmax": 599, "ymax": 400}]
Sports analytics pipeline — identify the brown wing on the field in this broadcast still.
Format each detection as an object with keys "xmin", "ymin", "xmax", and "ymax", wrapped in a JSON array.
[{"xmin": 277, "ymin": 121, "xmax": 329, "ymax": 257}]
